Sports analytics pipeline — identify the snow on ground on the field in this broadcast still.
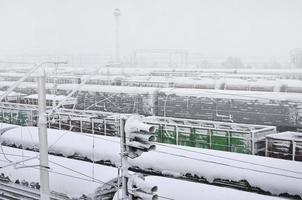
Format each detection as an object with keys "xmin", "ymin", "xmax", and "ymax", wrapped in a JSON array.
[{"xmin": 1, "ymin": 124, "xmax": 302, "ymax": 198}]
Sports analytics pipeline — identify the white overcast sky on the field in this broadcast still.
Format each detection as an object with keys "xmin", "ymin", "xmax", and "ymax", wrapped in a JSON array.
[{"xmin": 0, "ymin": 0, "xmax": 301, "ymax": 58}]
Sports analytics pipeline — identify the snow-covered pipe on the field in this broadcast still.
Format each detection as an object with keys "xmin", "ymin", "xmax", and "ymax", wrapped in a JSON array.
[{"xmin": 1, "ymin": 125, "xmax": 302, "ymax": 198}]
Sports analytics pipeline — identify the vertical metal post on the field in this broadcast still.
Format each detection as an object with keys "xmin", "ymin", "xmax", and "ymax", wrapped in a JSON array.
[
  {"xmin": 69, "ymin": 119, "xmax": 72, "ymax": 131},
  {"xmin": 209, "ymin": 129, "xmax": 212, "ymax": 149},
  {"xmin": 265, "ymin": 138, "xmax": 268, "ymax": 157},
  {"xmin": 104, "ymin": 119, "xmax": 107, "ymax": 136},
  {"xmin": 114, "ymin": 8, "xmax": 121, "ymax": 63},
  {"xmin": 38, "ymin": 74, "xmax": 50, "ymax": 200},
  {"xmin": 228, "ymin": 131, "xmax": 231, "ymax": 152},
  {"xmin": 175, "ymin": 125, "xmax": 179, "ymax": 145},
  {"xmin": 92, "ymin": 119, "xmax": 95, "ymax": 135},
  {"xmin": 292, "ymin": 141, "xmax": 296, "ymax": 161},
  {"xmin": 120, "ymin": 118, "xmax": 128, "ymax": 200},
  {"xmin": 251, "ymin": 131, "xmax": 255, "ymax": 155},
  {"xmin": 58, "ymin": 115, "xmax": 61, "ymax": 130},
  {"xmin": 80, "ymin": 119, "xmax": 83, "ymax": 133}
]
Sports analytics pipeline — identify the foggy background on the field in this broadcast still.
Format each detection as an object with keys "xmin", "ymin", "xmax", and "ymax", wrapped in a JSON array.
[{"xmin": 0, "ymin": 0, "xmax": 301, "ymax": 66}]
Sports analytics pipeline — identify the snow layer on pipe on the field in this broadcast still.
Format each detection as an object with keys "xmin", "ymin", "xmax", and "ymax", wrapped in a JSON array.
[
  {"xmin": 0, "ymin": 146, "xmax": 118, "ymax": 197},
  {"xmin": 0, "ymin": 146, "xmax": 284, "ymax": 200},
  {"xmin": 1, "ymin": 125, "xmax": 302, "ymax": 197}
]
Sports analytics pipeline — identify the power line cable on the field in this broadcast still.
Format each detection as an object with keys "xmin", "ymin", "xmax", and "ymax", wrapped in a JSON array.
[
  {"xmin": 43, "ymin": 123, "xmax": 302, "ymax": 178},
  {"xmin": 0, "ymin": 157, "xmax": 113, "ymax": 185},
  {"xmin": 49, "ymin": 160, "xmax": 118, "ymax": 188},
  {"xmin": 37, "ymin": 122, "xmax": 302, "ymax": 177},
  {"xmin": 153, "ymin": 142, "xmax": 302, "ymax": 176},
  {"xmin": 154, "ymin": 149, "xmax": 302, "ymax": 180},
  {"xmin": 157, "ymin": 195, "xmax": 175, "ymax": 200},
  {"xmin": 0, "ymin": 149, "xmax": 118, "ymax": 187},
  {"xmin": 6, "ymin": 123, "xmax": 302, "ymax": 180}
]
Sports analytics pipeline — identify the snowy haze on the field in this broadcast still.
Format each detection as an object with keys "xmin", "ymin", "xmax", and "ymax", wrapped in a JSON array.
[{"xmin": 0, "ymin": 0, "xmax": 301, "ymax": 58}]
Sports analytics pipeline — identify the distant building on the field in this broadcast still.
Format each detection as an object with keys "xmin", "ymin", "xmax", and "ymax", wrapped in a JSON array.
[{"xmin": 290, "ymin": 49, "xmax": 302, "ymax": 68}]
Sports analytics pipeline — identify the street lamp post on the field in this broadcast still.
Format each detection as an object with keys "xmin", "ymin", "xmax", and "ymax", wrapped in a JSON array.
[{"xmin": 114, "ymin": 8, "xmax": 121, "ymax": 63}]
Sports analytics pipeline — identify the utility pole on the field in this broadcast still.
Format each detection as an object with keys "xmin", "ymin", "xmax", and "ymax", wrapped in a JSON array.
[
  {"xmin": 119, "ymin": 117, "xmax": 129, "ymax": 200},
  {"xmin": 114, "ymin": 8, "xmax": 121, "ymax": 63},
  {"xmin": 0, "ymin": 61, "xmax": 69, "ymax": 200},
  {"xmin": 38, "ymin": 66, "xmax": 50, "ymax": 200}
]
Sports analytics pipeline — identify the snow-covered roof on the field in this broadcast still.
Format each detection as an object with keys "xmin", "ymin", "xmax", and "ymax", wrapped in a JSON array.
[
  {"xmin": 159, "ymin": 88, "xmax": 302, "ymax": 102},
  {"xmin": 223, "ymin": 79, "xmax": 302, "ymax": 89},
  {"xmin": 0, "ymin": 81, "xmax": 57, "ymax": 89},
  {"xmin": 87, "ymin": 75, "xmax": 127, "ymax": 80},
  {"xmin": 151, "ymin": 68, "xmax": 302, "ymax": 75},
  {"xmin": 0, "ymin": 90, "xmax": 26, "ymax": 97},
  {"xmin": 224, "ymin": 79, "xmax": 276, "ymax": 87},
  {"xmin": 0, "ymin": 81, "xmax": 37, "ymax": 89},
  {"xmin": 58, "ymin": 84, "xmax": 159, "ymax": 94},
  {"xmin": 1, "ymin": 125, "xmax": 301, "ymax": 198},
  {"xmin": 24, "ymin": 94, "xmax": 76, "ymax": 101},
  {"xmin": 0, "ymin": 72, "xmax": 25, "ymax": 77},
  {"xmin": 267, "ymin": 131, "xmax": 302, "ymax": 142},
  {"xmin": 144, "ymin": 116, "xmax": 275, "ymax": 132}
]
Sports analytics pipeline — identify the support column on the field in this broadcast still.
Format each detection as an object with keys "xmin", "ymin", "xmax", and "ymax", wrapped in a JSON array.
[
  {"xmin": 104, "ymin": 119, "xmax": 107, "ymax": 136},
  {"xmin": 120, "ymin": 118, "xmax": 129, "ymax": 200},
  {"xmin": 292, "ymin": 141, "xmax": 296, "ymax": 161},
  {"xmin": 251, "ymin": 131, "xmax": 255, "ymax": 155},
  {"xmin": 69, "ymin": 119, "xmax": 72, "ymax": 131},
  {"xmin": 265, "ymin": 138, "xmax": 268, "ymax": 157},
  {"xmin": 58, "ymin": 115, "xmax": 61, "ymax": 130},
  {"xmin": 175, "ymin": 125, "xmax": 179, "ymax": 145},
  {"xmin": 38, "ymin": 74, "xmax": 50, "ymax": 200},
  {"xmin": 92, "ymin": 119, "xmax": 95, "ymax": 135},
  {"xmin": 80, "ymin": 119, "xmax": 83, "ymax": 133}
]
